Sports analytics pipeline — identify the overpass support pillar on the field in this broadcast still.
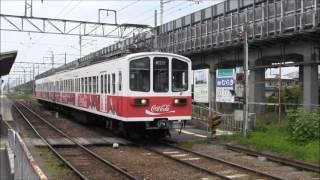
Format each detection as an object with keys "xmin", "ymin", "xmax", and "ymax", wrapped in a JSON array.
[
  {"xmin": 249, "ymin": 67, "xmax": 265, "ymax": 114},
  {"xmin": 303, "ymin": 56, "xmax": 319, "ymax": 111}
]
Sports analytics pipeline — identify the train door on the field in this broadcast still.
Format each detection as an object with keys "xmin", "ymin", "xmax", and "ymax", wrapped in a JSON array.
[
  {"xmin": 100, "ymin": 74, "xmax": 105, "ymax": 112},
  {"xmin": 117, "ymin": 70, "xmax": 123, "ymax": 116},
  {"xmin": 109, "ymin": 73, "xmax": 116, "ymax": 115}
]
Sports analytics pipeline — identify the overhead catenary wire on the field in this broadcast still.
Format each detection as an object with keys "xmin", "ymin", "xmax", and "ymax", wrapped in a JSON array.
[{"xmin": 77, "ymin": 0, "xmax": 143, "ymax": 50}]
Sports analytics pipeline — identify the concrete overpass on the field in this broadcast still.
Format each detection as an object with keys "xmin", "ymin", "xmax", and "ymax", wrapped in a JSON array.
[
  {"xmin": 36, "ymin": 0, "xmax": 320, "ymax": 111},
  {"xmin": 155, "ymin": 0, "xmax": 320, "ymax": 111}
]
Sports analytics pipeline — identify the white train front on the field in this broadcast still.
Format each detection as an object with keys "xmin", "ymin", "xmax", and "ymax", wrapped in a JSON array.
[{"xmin": 35, "ymin": 52, "xmax": 192, "ymax": 134}]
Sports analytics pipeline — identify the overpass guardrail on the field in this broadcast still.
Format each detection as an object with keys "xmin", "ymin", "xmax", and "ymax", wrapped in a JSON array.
[{"xmin": 158, "ymin": 0, "xmax": 320, "ymax": 54}]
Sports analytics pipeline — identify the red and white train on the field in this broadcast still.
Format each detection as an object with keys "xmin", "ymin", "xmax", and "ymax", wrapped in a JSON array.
[{"xmin": 35, "ymin": 52, "xmax": 192, "ymax": 136}]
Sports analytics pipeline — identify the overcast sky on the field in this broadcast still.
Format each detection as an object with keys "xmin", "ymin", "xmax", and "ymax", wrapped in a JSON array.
[{"xmin": 1, "ymin": 0, "xmax": 224, "ymax": 86}]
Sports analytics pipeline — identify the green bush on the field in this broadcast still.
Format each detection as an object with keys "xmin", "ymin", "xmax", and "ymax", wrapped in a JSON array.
[{"xmin": 287, "ymin": 108, "xmax": 320, "ymax": 143}]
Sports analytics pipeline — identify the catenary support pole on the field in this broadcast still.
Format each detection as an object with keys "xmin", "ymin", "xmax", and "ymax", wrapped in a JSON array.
[{"xmin": 243, "ymin": 23, "xmax": 249, "ymax": 137}]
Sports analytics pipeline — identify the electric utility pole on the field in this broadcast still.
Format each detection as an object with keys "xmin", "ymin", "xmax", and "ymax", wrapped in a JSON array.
[{"xmin": 243, "ymin": 22, "xmax": 249, "ymax": 137}]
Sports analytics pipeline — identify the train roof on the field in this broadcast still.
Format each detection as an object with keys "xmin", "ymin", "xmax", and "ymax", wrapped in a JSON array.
[
  {"xmin": 36, "ymin": 52, "xmax": 190, "ymax": 80},
  {"xmin": 125, "ymin": 52, "xmax": 191, "ymax": 61}
]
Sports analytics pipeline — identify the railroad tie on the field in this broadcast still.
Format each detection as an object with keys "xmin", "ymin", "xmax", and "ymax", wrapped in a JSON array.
[
  {"xmin": 181, "ymin": 157, "xmax": 200, "ymax": 161},
  {"xmin": 163, "ymin": 151, "xmax": 180, "ymax": 154},
  {"xmin": 170, "ymin": 154, "xmax": 188, "ymax": 157}
]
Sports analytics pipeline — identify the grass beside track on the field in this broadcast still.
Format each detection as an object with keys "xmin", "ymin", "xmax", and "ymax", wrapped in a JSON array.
[
  {"xmin": 32, "ymin": 147, "xmax": 79, "ymax": 180},
  {"xmin": 6, "ymin": 92, "xmax": 36, "ymax": 102},
  {"xmin": 220, "ymin": 123, "xmax": 320, "ymax": 165}
]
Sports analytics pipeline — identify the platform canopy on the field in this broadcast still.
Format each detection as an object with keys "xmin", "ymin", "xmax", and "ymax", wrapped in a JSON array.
[{"xmin": 0, "ymin": 51, "xmax": 17, "ymax": 76}]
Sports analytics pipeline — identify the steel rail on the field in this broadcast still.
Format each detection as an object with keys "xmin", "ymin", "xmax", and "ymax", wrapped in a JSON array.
[
  {"xmin": 145, "ymin": 146, "xmax": 232, "ymax": 180},
  {"xmin": 15, "ymin": 101, "xmax": 138, "ymax": 180},
  {"xmin": 224, "ymin": 144, "xmax": 320, "ymax": 173},
  {"xmin": 12, "ymin": 103, "xmax": 88, "ymax": 180},
  {"xmin": 162, "ymin": 142, "xmax": 283, "ymax": 180}
]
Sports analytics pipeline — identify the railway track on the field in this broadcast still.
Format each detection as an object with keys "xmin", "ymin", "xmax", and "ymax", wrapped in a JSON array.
[
  {"xmin": 224, "ymin": 144, "xmax": 320, "ymax": 173},
  {"xmin": 13, "ymin": 101, "xmax": 137, "ymax": 180},
  {"xmin": 12, "ymin": 100, "xmax": 315, "ymax": 179},
  {"xmin": 146, "ymin": 142, "xmax": 284, "ymax": 180}
]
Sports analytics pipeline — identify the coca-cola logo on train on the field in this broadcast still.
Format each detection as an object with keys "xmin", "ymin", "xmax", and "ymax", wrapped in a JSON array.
[{"xmin": 145, "ymin": 105, "xmax": 175, "ymax": 116}]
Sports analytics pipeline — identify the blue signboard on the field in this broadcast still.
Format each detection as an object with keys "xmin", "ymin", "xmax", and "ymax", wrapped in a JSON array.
[
  {"xmin": 216, "ymin": 78, "xmax": 234, "ymax": 87},
  {"xmin": 216, "ymin": 69, "xmax": 235, "ymax": 103}
]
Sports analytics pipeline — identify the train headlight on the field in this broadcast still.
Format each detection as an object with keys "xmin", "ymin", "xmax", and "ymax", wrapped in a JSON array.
[
  {"xmin": 141, "ymin": 99, "xmax": 147, "ymax": 105},
  {"xmin": 173, "ymin": 98, "xmax": 187, "ymax": 105},
  {"xmin": 134, "ymin": 98, "xmax": 149, "ymax": 106}
]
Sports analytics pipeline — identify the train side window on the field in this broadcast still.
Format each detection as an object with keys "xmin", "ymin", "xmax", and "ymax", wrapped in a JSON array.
[
  {"xmin": 88, "ymin": 77, "xmax": 91, "ymax": 93},
  {"xmin": 85, "ymin": 77, "xmax": 88, "ymax": 93},
  {"xmin": 108, "ymin": 74, "xmax": 110, "ymax": 94},
  {"xmin": 92, "ymin": 76, "xmax": 96, "ymax": 94},
  {"xmin": 112, "ymin": 73, "xmax": 115, "ymax": 94},
  {"xmin": 81, "ymin": 78, "xmax": 84, "ymax": 93},
  {"xmin": 119, "ymin": 71, "xmax": 122, "ymax": 91},
  {"xmin": 101, "ymin": 75, "xmax": 103, "ymax": 93},
  {"xmin": 96, "ymin": 76, "xmax": 99, "ymax": 93},
  {"xmin": 72, "ymin": 79, "xmax": 74, "ymax": 92},
  {"xmin": 104, "ymin": 74, "xmax": 107, "ymax": 94}
]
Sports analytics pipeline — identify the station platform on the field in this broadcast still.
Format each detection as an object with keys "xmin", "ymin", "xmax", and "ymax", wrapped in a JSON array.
[
  {"xmin": 1, "ymin": 95, "xmax": 14, "ymax": 122},
  {"xmin": 0, "ymin": 95, "xmax": 14, "ymax": 180},
  {"xmin": 0, "ymin": 138, "xmax": 13, "ymax": 180}
]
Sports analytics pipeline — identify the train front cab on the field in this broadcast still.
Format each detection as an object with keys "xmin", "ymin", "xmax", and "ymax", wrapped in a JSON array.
[{"xmin": 124, "ymin": 54, "xmax": 192, "ymax": 132}]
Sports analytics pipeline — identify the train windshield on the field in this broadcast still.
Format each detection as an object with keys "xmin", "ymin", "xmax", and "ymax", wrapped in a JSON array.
[
  {"xmin": 130, "ymin": 57, "xmax": 150, "ymax": 92},
  {"xmin": 153, "ymin": 57, "xmax": 169, "ymax": 92},
  {"xmin": 172, "ymin": 58, "xmax": 188, "ymax": 92}
]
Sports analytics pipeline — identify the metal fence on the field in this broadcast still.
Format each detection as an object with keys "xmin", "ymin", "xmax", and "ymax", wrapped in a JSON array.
[
  {"xmin": 7, "ymin": 129, "xmax": 48, "ymax": 180},
  {"xmin": 219, "ymin": 113, "xmax": 256, "ymax": 132},
  {"xmin": 192, "ymin": 104, "xmax": 256, "ymax": 132}
]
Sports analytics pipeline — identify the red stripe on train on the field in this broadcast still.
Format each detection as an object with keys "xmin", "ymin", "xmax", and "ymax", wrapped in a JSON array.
[{"xmin": 36, "ymin": 91, "xmax": 191, "ymax": 118}]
